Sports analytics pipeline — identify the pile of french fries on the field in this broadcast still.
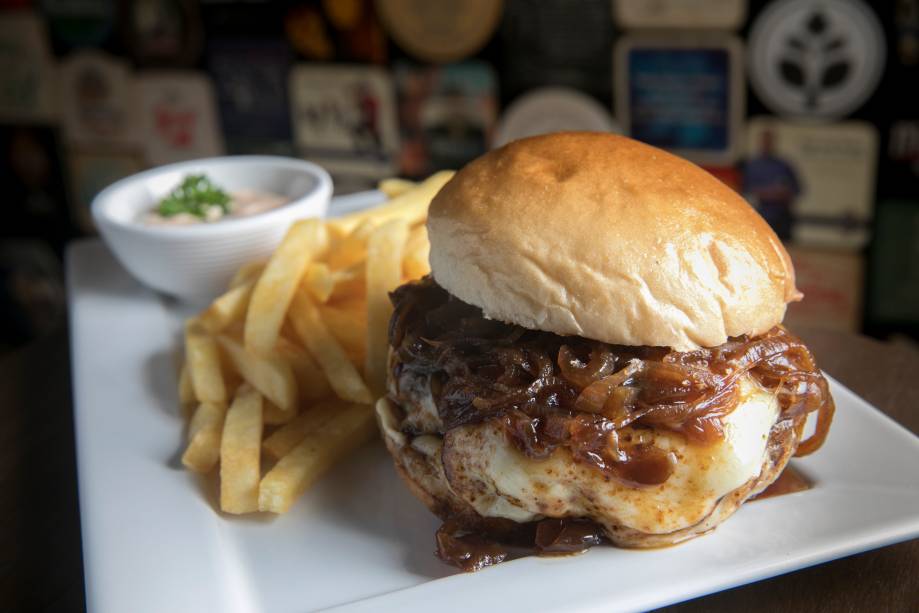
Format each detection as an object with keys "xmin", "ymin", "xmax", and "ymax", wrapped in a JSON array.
[{"xmin": 177, "ymin": 171, "xmax": 453, "ymax": 514}]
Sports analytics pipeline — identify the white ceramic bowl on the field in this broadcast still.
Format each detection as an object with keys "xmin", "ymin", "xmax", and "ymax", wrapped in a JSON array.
[{"xmin": 92, "ymin": 156, "xmax": 332, "ymax": 301}]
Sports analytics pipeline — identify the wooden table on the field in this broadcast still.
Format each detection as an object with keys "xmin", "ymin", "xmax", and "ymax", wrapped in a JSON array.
[{"xmin": 0, "ymin": 325, "xmax": 916, "ymax": 611}]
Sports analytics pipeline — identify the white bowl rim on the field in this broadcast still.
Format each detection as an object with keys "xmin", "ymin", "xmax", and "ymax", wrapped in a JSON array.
[{"xmin": 91, "ymin": 155, "xmax": 333, "ymax": 239}]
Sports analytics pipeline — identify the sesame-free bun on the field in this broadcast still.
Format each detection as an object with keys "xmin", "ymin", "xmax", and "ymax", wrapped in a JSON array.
[{"xmin": 427, "ymin": 132, "xmax": 800, "ymax": 351}]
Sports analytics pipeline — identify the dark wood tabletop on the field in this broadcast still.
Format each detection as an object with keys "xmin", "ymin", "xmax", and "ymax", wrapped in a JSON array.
[{"xmin": 1, "ymin": 324, "xmax": 917, "ymax": 612}]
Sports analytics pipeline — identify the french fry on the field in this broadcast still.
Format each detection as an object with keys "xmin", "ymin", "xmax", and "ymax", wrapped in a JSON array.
[
  {"xmin": 229, "ymin": 260, "xmax": 266, "ymax": 289},
  {"xmin": 178, "ymin": 171, "xmax": 448, "ymax": 516},
  {"xmin": 262, "ymin": 399, "xmax": 347, "ymax": 460},
  {"xmin": 217, "ymin": 334, "xmax": 298, "ymax": 411},
  {"xmin": 198, "ymin": 281, "xmax": 255, "ymax": 333},
  {"xmin": 303, "ymin": 262, "xmax": 335, "ymax": 303},
  {"xmin": 185, "ymin": 323, "xmax": 227, "ymax": 405},
  {"xmin": 326, "ymin": 219, "xmax": 375, "ymax": 270},
  {"xmin": 263, "ymin": 399, "xmax": 298, "ymax": 425},
  {"xmin": 244, "ymin": 219, "xmax": 329, "ymax": 355},
  {"xmin": 326, "ymin": 262, "xmax": 366, "ymax": 302},
  {"xmin": 275, "ymin": 336, "xmax": 331, "ymax": 401},
  {"xmin": 182, "ymin": 401, "xmax": 226, "ymax": 473},
  {"xmin": 220, "ymin": 385, "xmax": 263, "ymax": 514},
  {"xmin": 378, "ymin": 177, "xmax": 417, "ymax": 199},
  {"xmin": 331, "ymin": 170, "xmax": 454, "ymax": 234},
  {"xmin": 365, "ymin": 218, "xmax": 409, "ymax": 396},
  {"xmin": 258, "ymin": 403, "xmax": 375, "ymax": 513},
  {"xmin": 402, "ymin": 224, "xmax": 430, "ymax": 280},
  {"xmin": 318, "ymin": 302, "xmax": 367, "ymax": 363},
  {"xmin": 289, "ymin": 289, "xmax": 373, "ymax": 404}
]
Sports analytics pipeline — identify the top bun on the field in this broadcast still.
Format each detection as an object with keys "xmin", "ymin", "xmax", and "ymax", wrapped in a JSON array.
[{"xmin": 427, "ymin": 132, "xmax": 800, "ymax": 351}]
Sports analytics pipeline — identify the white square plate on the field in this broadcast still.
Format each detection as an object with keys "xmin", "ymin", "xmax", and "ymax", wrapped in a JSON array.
[{"xmin": 68, "ymin": 235, "xmax": 919, "ymax": 613}]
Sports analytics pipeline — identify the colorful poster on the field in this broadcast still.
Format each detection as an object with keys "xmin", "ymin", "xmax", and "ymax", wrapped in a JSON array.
[
  {"xmin": 394, "ymin": 61, "xmax": 497, "ymax": 177},
  {"xmin": 137, "ymin": 71, "xmax": 224, "ymax": 166},
  {"xmin": 784, "ymin": 246, "xmax": 863, "ymax": 333},
  {"xmin": 748, "ymin": 0, "xmax": 885, "ymax": 119},
  {"xmin": 207, "ymin": 39, "xmax": 292, "ymax": 151},
  {"xmin": 289, "ymin": 64, "xmax": 399, "ymax": 179},
  {"xmin": 0, "ymin": 12, "xmax": 57, "ymax": 123},
  {"xmin": 615, "ymin": 34, "xmax": 744, "ymax": 165},
  {"xmin": 613, "ymin": 0, "xmax": 746, "ymax": 30},
  {"xmin": 494, "ymin": 87, "xmax": 619, "ymax": 148},
  {"xmin": 744, "ymin": 117, "xmax": 877, "ymax": 248}
]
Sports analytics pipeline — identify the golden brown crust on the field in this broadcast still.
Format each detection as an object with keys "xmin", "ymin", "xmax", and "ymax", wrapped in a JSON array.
[{"xmin": 427, "ymin": 132, "xmax": 800, "ymax": 351}]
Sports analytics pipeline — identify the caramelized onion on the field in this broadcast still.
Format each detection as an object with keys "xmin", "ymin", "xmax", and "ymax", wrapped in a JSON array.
[
  {"xmin": 389, "ymin": 278, "xmax": 834, "ymax": 483},
  {"xmin": 574, "ymin": 359, "xmax": 642, "ymax": 414}
]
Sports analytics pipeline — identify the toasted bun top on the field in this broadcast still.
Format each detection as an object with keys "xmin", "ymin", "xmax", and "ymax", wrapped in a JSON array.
[{"xmin": 427, "ymin": 132, "xmax": 800, "ymax": 351}]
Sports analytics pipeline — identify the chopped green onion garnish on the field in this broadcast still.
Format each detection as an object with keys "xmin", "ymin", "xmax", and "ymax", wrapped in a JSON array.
[{"xmin": 156, "ymin": 174, "xmax": 231, "ymax": 219}]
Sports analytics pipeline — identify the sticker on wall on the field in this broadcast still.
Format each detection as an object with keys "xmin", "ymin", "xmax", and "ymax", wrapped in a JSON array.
[
  {"xmin": 394, "ymin": 61, "xmax": 497, "ymax": 177},
  {"xmin": 122, "ymin": 0, "xmax": 203, "ymax": 67},
  {"xmin": 59, "ymin": 50, "xmax": 141, "ymax": 148},
  {"xmin": 207, "ymin": 40, "xmax": 292, "ymax": 151},
  {"xmin": 613, "ymin": 0, "xmax": 747, "ymax": 30},
  {"xmin": 743, "ymin": 117, "xmax": 877, "ymax": 248},
  {"xmin": 501, "ymin": 0, "xmax": 614, "ymax": 103},
  {"xmin": 867, "ymin": 200, "xmax": 919, "ymax": 327},
  {"xmin": 783, "ymin": 246, "xmax": 863, "ymax": 333},
  {"xmin": 0, "ymin": 12, "xmax": 57, "ymax": 123},
  {"xmin": 615, "ymin": 34, "xmax": 744, "ymax": 165},
  {"xmin": 67, "ymin": 149, "xmax": 144, "ymax": 232},
  {"xmin": 137, "ymin": 71, "xmax": 224, "ymax": 166},
  {"xmin": 375, "ymin": 0, "xmax": 503, "ymax": 63},
  {"xmin": 748, "ymin": 0, "xmax": 885, "ymax": 119},
  {"xmin": 494, "ymin": 87, "xmax": 619, "ymax": 148},
  {"xmin": 42, "ymin": 0, "xmax": 116, "ymax": 50},
  {"xmin": 289, "ymin": 64, "xmax": 399, "ymax": 179}
]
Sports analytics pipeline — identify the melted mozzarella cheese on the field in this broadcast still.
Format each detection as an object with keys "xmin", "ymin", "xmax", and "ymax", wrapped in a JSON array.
[{"xmin": 441, "ymin": 376, "xmax": 779, "ymax": 535}]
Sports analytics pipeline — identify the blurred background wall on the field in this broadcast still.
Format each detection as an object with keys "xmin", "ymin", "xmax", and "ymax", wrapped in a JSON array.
[{"xmin": 1, "ymin": 0, "xmax": 917, "ymax": 353}]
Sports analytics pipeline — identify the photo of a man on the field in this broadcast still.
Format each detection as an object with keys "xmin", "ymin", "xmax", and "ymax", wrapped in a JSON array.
[{"xmin": 743, "ymin": 128, "xmax": 802, "ymax": 240}]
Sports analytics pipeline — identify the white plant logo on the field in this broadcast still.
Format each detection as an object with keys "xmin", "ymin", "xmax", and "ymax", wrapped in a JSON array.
[
  {"xmin": 749, "ymin": 0, "xmax": 885, "ymax": 118},
  {"xmin": 777, "ymin": 10, "xmax": 852, "ymax": 110}
]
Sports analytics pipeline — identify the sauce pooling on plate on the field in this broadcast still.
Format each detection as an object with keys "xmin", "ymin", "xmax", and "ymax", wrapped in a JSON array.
[{"xmin": 141, "ymin": 174, "xmax": 290, "ymax": 226}]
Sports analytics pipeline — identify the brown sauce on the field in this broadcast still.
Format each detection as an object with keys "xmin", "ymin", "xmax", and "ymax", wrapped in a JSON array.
[
  {"xmin": 435, "ymin": 521, "xmax": 508, "ymax": 571},
  {"xmin": 534, "ymin": 518, "xmax": 604, "ymax": 555},
  {"xmin": 436, "ymin": 517, "xmax": 605, "ymax": 571},
  {"xmin": 752, "ymin": 466, "xmax": 812, "ymax": 501}
]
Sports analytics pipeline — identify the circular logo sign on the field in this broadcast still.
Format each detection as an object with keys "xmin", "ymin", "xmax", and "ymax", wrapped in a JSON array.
[
  {"xmin": 375, "ymin": 0, "xmax": 503, "ymax": 63},
  {"xmin": 748, "ymin": 0, "xmax": 885, "ymax": 119}
]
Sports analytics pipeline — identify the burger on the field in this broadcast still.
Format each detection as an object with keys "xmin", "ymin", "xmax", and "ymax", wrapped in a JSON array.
[{"xmin": 376, "ymin": 132, "xmax": 835, "ymax": 570}]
